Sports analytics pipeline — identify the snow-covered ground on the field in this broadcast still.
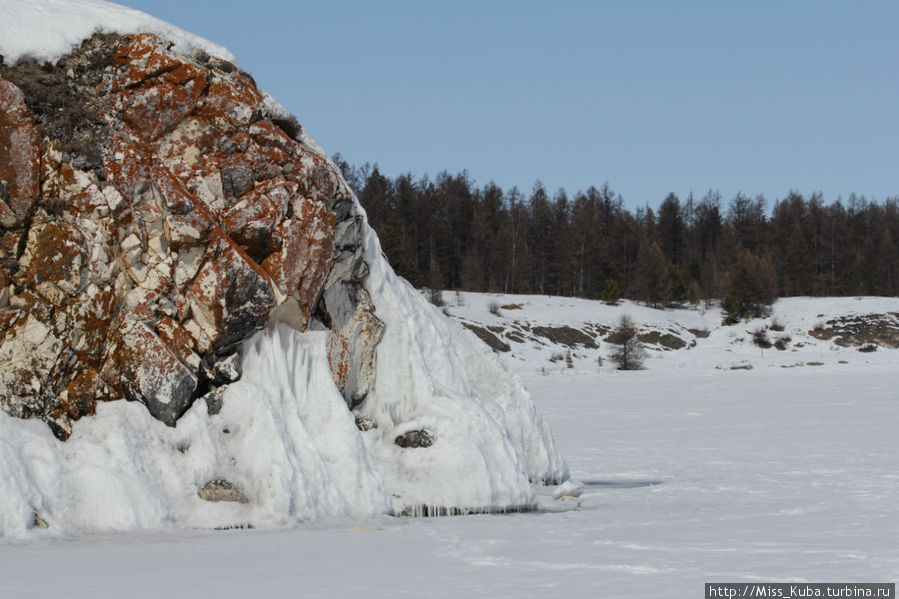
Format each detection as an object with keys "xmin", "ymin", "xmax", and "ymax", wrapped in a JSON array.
[
  {"xmin": 445, "ymin": 292, "xmax": 899, "ymax": 375},
  {"xmin": 1, "ymin": 294, "xmax": 896, "ymax": 598}
]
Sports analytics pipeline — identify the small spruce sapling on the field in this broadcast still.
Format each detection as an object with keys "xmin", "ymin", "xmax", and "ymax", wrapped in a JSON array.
[
  {"xmin": 687, "ymin": 280, "xmax": 701, "ymax": 309},
  {"xmin": 601, "ymin": 279, "xmax": 621, "ymax": 306},
  {"xmin": 608, "ymin": 314, "xmax": 646, "ymax": 370}
]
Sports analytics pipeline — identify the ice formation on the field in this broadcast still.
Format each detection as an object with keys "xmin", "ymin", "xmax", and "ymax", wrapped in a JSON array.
[{"xmin": 0, "ymin": 0, "xmax": 567, "ymax": 537}]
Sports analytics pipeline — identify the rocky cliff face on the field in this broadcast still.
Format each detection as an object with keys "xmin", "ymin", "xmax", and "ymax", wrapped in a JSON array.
[{"xmin": 0, "ymin": 33, "xmax": 382, "ymax": 439}]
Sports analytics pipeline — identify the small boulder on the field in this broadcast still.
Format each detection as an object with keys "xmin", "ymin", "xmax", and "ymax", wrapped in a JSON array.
[
  {"xmin": 220, "ymin": 164, "xmax": 254, "ymax": 204},
  {"xmin": 354, "ymin": 415, "xmax": 377, "ymax": 431},
  {"xmin": 203, "ymin": 386, "xmax": 227, "ymax": 415},
  {"xmin": 213, "ymin": 352, "xmax": 241, "ymax": 385},
  {"xmin": 199, "ymin": 479, "xmax": 248, "ymax": 503},
  {"xmin": 32, "ymin": 511, "xmax": 49, "ymax": 529},
  {"xmin": 395, "ymin": 428, "xmax": 435, "ymax": 448}
]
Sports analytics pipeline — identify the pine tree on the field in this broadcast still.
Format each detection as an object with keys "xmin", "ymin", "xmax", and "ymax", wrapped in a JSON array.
[
  {"xmin": 609, "ymin": 314, "xmax": 646, "ymax": 370},
  {"xmin": 658, "ymin": 192, "xmax": 684, "ymax": 263},
  {"xmin": 687, "ymin": 280, "xmax": 702, "ymax": 309},
  {"xmin": 340, "ymin": 156, "xmax": 897, "ymax": 305},
  {"xmin": 666, "ymin": 263, "xmax": 687, "ymax": 307},
  {"xmin": 722, "ymin": 250, "xmax": 777, "ymax": 323},
  {"xmin": 635, "ymin": 240, "xmax": 668, "ymax": 307},
  {"xmin": 601, "ymin": 278, "xmax": 621, "ymax": 305},
  {"xmin": 721, "ymin": 288, "xmax": 743, "ymax": 325}
]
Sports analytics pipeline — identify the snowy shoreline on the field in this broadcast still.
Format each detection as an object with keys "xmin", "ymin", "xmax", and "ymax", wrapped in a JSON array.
[{"xmin": 1, "ymin": 339, "xmax": 895, "ymax": 597}]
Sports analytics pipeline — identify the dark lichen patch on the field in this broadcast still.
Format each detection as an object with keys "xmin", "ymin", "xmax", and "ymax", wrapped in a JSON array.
[
  {"xmin": 0, "ymin": 34, "xmax": 120, "ymax": 174},
  {"xmin": 0, "ymin": 180, "xmax": 10, "ymax": 206}
]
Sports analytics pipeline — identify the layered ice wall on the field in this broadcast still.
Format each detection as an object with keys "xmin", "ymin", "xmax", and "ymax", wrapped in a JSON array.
[
  {"xmin": 0, "ymin": 293, "xmax": 568, "ymax": 535},
  {"xmin": 359, "ymin": 226, "xmax": 569, "ymax": 512},
  {"xmin": 0, "ymin": 329, "xmax": 389, "ymax": 535},
  {"xmin": 0, "ymin": 0, "xmax": 567, "ymax": 536}
]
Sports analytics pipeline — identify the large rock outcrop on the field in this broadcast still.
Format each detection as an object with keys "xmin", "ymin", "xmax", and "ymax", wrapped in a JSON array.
[{"xmin": 0, "ymin": 33, "xmax": 382, "ymax": 439}]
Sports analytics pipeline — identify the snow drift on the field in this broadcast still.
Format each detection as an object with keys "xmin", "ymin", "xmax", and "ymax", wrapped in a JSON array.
[{"xmin": 0, "ymin": 0, "xmax": 567, "ymax": 537}]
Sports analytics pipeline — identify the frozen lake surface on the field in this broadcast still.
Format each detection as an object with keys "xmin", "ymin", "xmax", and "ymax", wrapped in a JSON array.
[{"xmin": 2, "ymin": 363, "xmax": 895, "ymax": 598}]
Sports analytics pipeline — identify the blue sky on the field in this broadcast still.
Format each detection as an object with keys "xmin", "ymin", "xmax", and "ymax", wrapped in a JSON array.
[{"xmin": 118, "ymin": 0, "xmax": 897, "ymax": 209}]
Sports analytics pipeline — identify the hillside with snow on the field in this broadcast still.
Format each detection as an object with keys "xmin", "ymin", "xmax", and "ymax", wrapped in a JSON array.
[{"xmin": 445, "ymin": 292, "xmax": 899, "ymax": 375}]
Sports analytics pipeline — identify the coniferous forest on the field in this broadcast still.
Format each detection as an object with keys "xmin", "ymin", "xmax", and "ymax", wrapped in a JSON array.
[{"xmin": 334, "ymin": 155, "xmax": 899, "ymax": 309}]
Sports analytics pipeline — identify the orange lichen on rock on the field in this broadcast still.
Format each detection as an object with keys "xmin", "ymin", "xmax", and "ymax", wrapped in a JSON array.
[
  {"xmin": 0, "ymin": 79, "xmax": 40, "ymax": 224},
  {"xmin": 110, "ymin": 33, "xmax": 184, "ymax": 91},
  {"xmin": 0, "ymin": 32, "xmax": 377, "ymax": 439},
  {"xmin": 262, "ymin": 197, "xmax": 337, "ymax": 329},
  {"xmin": 115, "ymin": 81, "xmax": 197, "ymax": 142}
]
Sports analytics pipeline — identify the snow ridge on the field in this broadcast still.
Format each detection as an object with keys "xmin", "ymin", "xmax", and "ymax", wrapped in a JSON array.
[{"xmin": 0, "ymin": 0, "xmax": 234, "ymax": 65}]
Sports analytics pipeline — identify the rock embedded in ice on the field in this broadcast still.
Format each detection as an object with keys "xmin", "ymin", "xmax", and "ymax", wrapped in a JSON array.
[
  {"xmin": 212, "ymin": 352, "xmax": 242, "ymax": 386},
  {"xmin": 202, "ymin": 386, "xmax": 227, "ymax": 416},
  {"xmin": 354, "ymin": 415, "xmax": 377, "ymax": 431},
  {"xmin": 394, "ymin": 429, "xmax": 436, "ymax": 448},
  {"xmin": 198, "ymin": 479, "xmax": 249, "ymax": 504},
  {"xmin": 31, "ymin": 512, "xmax": 49, "ymax": 530}
]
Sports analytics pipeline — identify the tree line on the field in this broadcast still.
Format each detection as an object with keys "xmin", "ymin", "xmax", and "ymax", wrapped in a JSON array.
[{"xmin": 333, "ymin": 155, "xmax": 899, "ymax": 310}]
